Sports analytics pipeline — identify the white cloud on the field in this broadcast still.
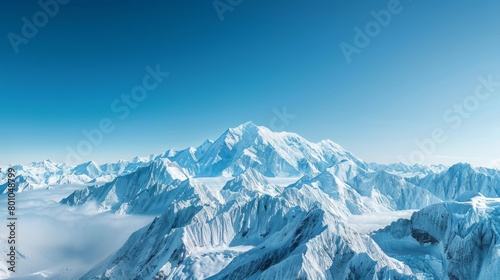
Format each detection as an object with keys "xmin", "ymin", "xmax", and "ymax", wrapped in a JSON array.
[{"xmin": 1, "ymin": 185, "xmax": 155, "ymax": 279}]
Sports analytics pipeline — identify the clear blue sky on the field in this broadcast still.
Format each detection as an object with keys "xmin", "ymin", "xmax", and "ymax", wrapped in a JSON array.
[{"xmin": 1, "ymin": 0, "xmax": 500, "ymax": 166}]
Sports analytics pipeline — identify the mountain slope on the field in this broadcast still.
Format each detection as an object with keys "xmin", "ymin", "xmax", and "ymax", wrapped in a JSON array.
[
  {"xmin": 372, "ymin": 195, "xmax": 500, "ymax": 279},
  {"xmin": 82, "ymin": 194, "xmax": 414, "ymax": 280},
  {"xmin": 220, "ymin": 168, "xmax": 284, "ymax": 203},
  {"xmin": 349, "ymin": 171, "xmax": 442, "ymax": 211},
  {"xmin": 409, "ymin": 163, "xmax": 500, "ymax": 200},
  {"xmin": 60, "ymin": 159, "xmax": 219, "ymax": 214}
]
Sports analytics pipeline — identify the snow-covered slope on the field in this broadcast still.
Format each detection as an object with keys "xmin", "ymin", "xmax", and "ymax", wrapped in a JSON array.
[
  {"xmin": 62, "ymin": 165, "xmax": 436, "ymax": 219},
  {"xmin": 409, "ymin": 163, "xmax": 500, "ymax": 200},
  {"xmin": 349, "ymin": 171, "xmax": 442, "ymax": 211},
  {"xmin": 221, "ymin": 168, "xmax": 284, "ymax": 203},
  {"xmin": 60, "ymin": 159, "xmax": 220, "ymax": 214},
  {"xmin": 82, "ymin": 193, "xmax": 414, "ymax": 280},
  {"xmin": 283, "ymin": 170, "xmax": 375, "ymax": 216},
  {"xmin": 372, "ymin": 195, "xmax": 500, "ymax": 279}
]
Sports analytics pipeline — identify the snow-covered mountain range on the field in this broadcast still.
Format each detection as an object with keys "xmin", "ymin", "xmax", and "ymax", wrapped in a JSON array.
[
  {"xmin": 3, "ymin": 122, "xmax": 500, "ymax": 279},
  {"xmin": 1, "ymin": 122, "xmax": 368, "ymax": 192},
  {"xmin": 0, "ymin": 156, "xmax": 155, "ymax": 193},
  {"xmin": 368, "ymin": 163, "xmax": 448, "ymax": 178}
]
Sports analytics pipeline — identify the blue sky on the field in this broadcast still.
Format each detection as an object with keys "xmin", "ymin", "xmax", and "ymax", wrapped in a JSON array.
[{"xmin": 1, "ymin": 0, "xmax": 500, "ymax": 166}]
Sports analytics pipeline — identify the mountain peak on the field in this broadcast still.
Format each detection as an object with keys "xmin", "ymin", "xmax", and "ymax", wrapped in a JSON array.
[
  {"xmin": 188, "ymin": 122, "xmax": 367, "ymax": 177},
  {"xmin": 308, "ymin": 169, "xmax": 343, "ymax": 187},
  {"xmin": 70, "ymin": 161, "xmax": 102, "ymax": 177},
  {"xmin": 227, "ymin": 121, "xmax": 262, "ymax": 136},
  {"xmin": 449, "ymin": 162, "xmax": 472, "ymax": 168},
  {"xmin": 222, "ymin": 168, "xmax": 269, "ymax": 191},
  {"xmin": 237, "ymin": 121, "xmax": 258, "ymax": 129},
  {"xmin": 448, "ymin": 162, "xmax": 474, "ymax": 174},
  {"xmin": 373, "ymin": 170, "xmax": 406, "ymax": 185},
  {"xmin": 237, "ymin": 167, "xmax": 269, "ymax": 184},
  {"xmin": 221, "ymin": 168, "xmax": 283, "ymax": 199},
  {"xmin": 29, "ymin": 159, "xmax": 56, "ymax": 168},
  {"xmin": 71, "ymin": 160, "xmax": 98, "ymax": 169},
  {"xmin": 74, "ymin": 160, "xmax": 100, "ymax": 170},
  {"xmin": 149, "ymin": 158, "xmax": 188, "ymax": 181},
  {"xmin": 197, "ymin": 139, "xmax": 214, "ymax": 149}
]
